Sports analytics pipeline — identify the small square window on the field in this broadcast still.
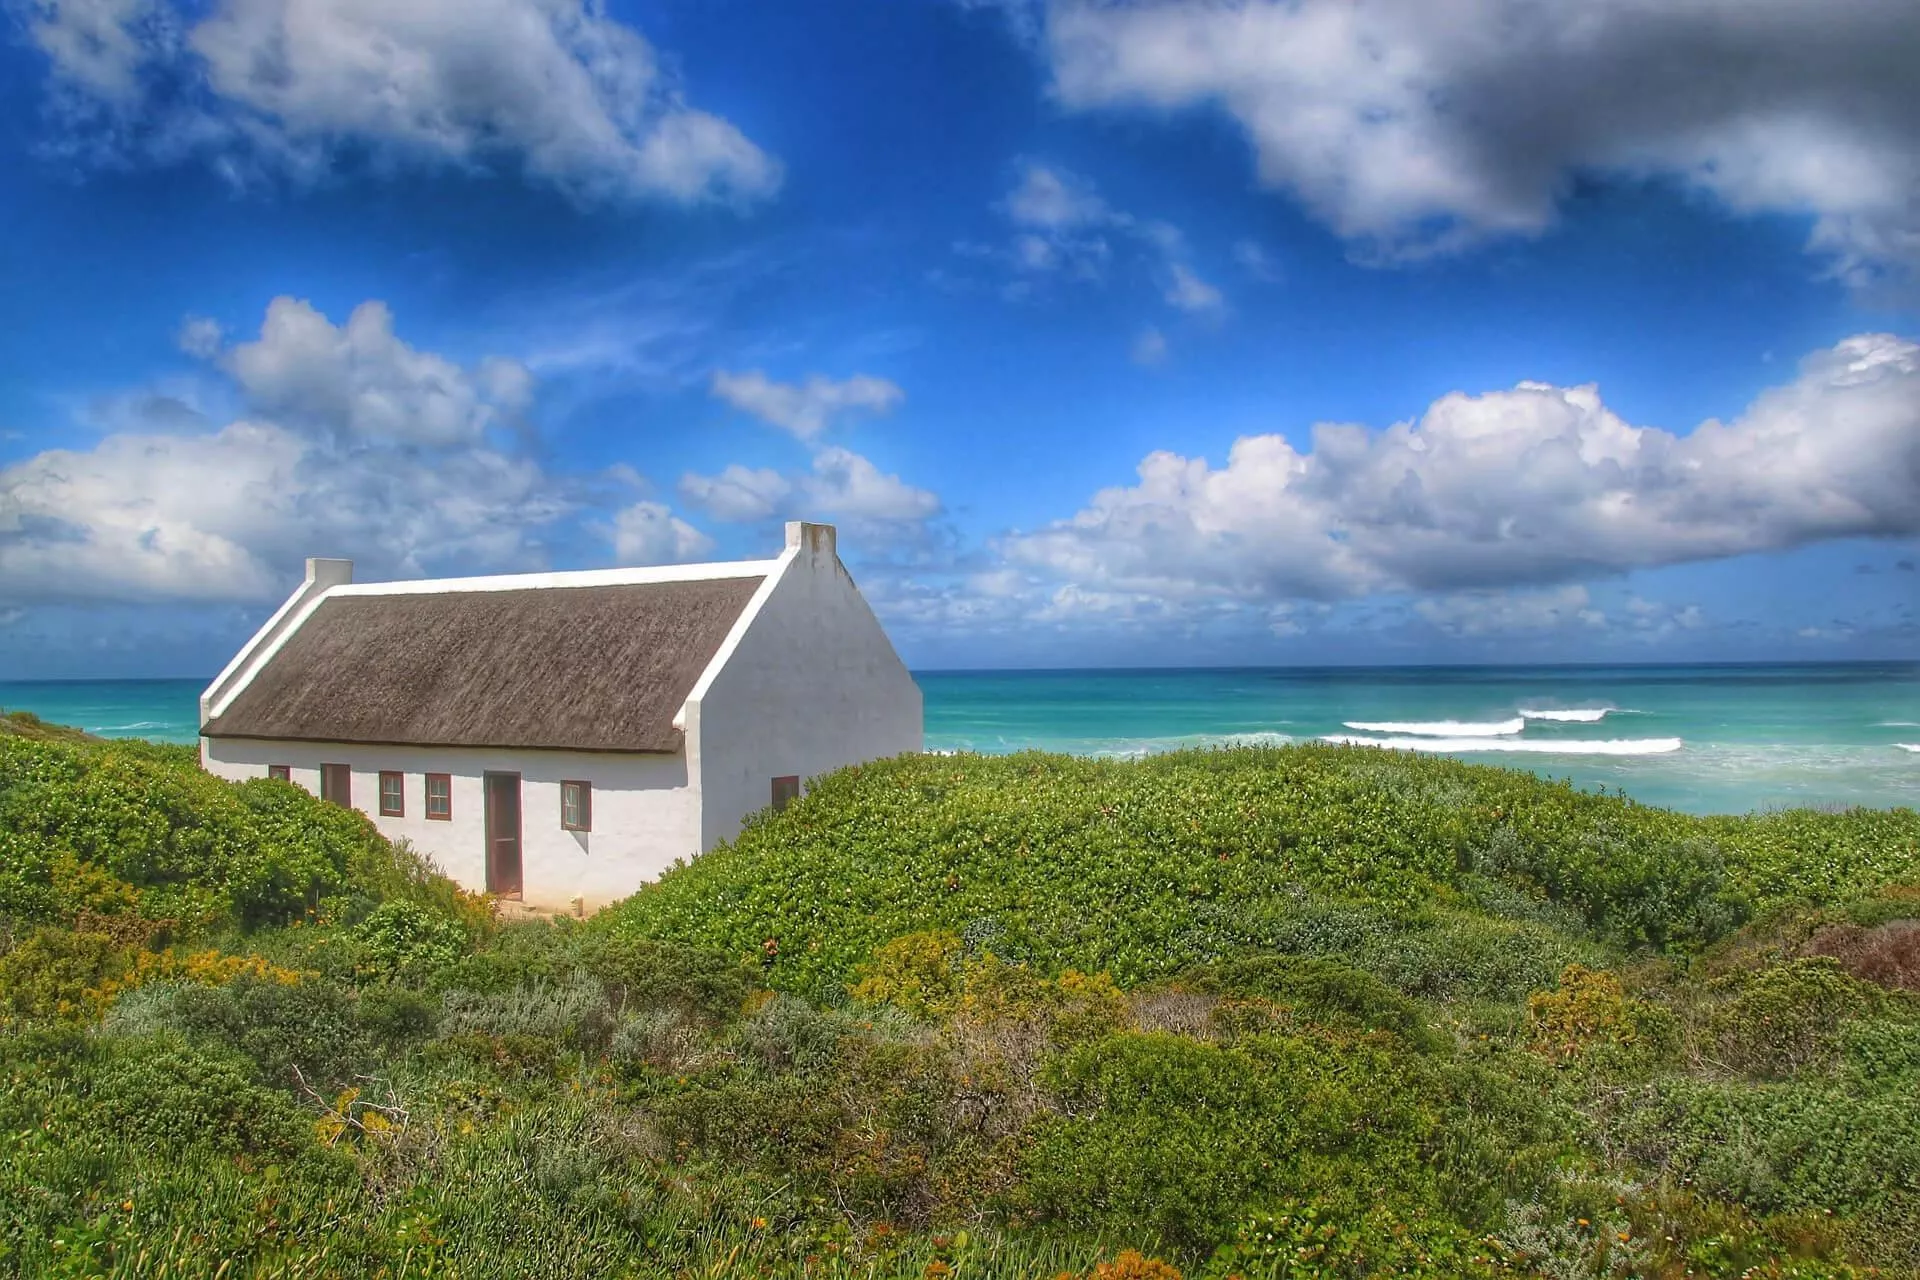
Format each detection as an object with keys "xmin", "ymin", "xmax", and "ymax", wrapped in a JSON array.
[
  {"xmin": 425, "ymin": 773, "xmax": 452, "ymax": 821},
  {"xmin": 320, "ymin": 763, "xmax": 351, "ymax": 807},
  {"xmin": 561, "ymin": 780, "xmax": 592, "ymax": 832},
  {"xmin": 267, "ymin": 764, "xmax": 291, "ymax": 782},
  {"xmin": 378, "ymin": 771, "xmax": 405, "ymax": 817},
  {"xmin": 771, "ymin": 775, "xmax": 800, "ymax": 812}
]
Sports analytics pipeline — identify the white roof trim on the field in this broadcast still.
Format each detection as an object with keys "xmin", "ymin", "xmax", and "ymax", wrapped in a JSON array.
[
  {"xmin": 672, "ymin": 544, "xmax": 800, "ymax": 731},
  {"xmin": 332, "ymin": 559, "xmax": 780, "ymax": 597}
]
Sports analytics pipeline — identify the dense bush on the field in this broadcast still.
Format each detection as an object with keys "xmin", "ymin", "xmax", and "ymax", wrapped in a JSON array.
[
  {"xmin": 600, "ymin": 748, "xmax": 1919, "ymax": 1000},
  {"xmin": 0, "ymin": 737, "xmax": 462, "ymax": 934}
]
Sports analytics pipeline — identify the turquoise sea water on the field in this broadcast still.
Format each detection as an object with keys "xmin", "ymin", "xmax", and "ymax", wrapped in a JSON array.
[{"xmin": 2, "ymin": 664, "xmax": 1915, "ymax": 817}]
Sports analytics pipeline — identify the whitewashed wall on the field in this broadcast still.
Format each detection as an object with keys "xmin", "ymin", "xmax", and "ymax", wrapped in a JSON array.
[
  {"xmin": 200, "ymin": 738, "xmax": 697, "ymax": 912},
  {"xmin": 686, "ymin": 525, "xmax": 924, "ymax": 850}
]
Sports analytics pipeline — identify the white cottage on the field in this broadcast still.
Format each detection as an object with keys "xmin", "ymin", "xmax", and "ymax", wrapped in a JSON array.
[{"xmin": 198, "ymin": 521, "xmax": 922, "ymax": 912}]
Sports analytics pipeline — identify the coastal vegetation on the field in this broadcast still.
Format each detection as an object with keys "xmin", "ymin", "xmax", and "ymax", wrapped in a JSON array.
[{"xmin": 2, "ymin": 731, "xmax": 1918, "ymax": 1277}]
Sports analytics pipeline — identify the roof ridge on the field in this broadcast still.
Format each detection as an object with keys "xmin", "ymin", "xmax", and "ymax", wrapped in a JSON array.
[{"xmin": 333, "ymin": 559, "xmax": 782, "ymax": 597}]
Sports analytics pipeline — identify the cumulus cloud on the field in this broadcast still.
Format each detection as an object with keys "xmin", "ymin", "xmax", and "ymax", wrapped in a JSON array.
[
  {"xmin": 213, "ymin": 297, "xmax": 532, "ymax": 446},
  {"xmin": 680, "ymin": 446, "xmax": 940, "ymax": 528},
  {"xmin": 0, "ymin": 417, "xmax": 572, "ymax": 605},
  {"xmin": 709, "ymin": 370, "xmax": 904, "ymax": 441},
  {"xmin": 692, "ymin": 366, "xmax": 939, "ymax": 533},
  {"xmin": 805, "ymin": 446, "xmax": 941, "ymax": 523},
  {"xmin": 608, "ymin": 501, "xmax": 714, "ymax": 565},
  {"xmin": 1007, "ymin": 332, "xmax": 1920, "ymax": 607},
  {"xmin": 678, "ymin": 464, "xmax": 792, "ymax": 523},
  {"xmin": 1004, "ymin": 0, "xmax": 1920, "ymax": 282},
  {"xmin": 25, "ymin": 0, "xmax": 780, "ymax": 205},
  {"xmin": 0, "ymin": 298, "xmax": 628, "ymax": 607}
]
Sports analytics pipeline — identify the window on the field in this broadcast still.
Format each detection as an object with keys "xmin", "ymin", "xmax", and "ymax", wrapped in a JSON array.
[
  {"xmin": 267, "ymin": 764, "xmax": 291, "ymax": 782},
  {"xmin": 320, "ymin": 764, "xmax": 351, "ymax": 807},
  {"xmin": 425, "ymin": 773, "xmax": 452, "ymax": 821},
  {"xmin": 378, "ymin": 771, "xmax": 405, "ymax": 817},
  {"xmin": 771, "ymin": 775, "xmax": 800, "ymax": 812},
  {"xmin": 561, "ymin": 780, "xmax": 592, "ymax": 832}
]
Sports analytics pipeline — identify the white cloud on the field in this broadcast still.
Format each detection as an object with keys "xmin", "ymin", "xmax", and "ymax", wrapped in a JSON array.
[
  {"xmin": 1131, "ymin": 326, "xmax": 1169, "ymax": 366},
  {"xmin": 680, "ymin": 446, "xmax": 940, "ymax": 527},
  {"xmin": 1029, "ymin": 0, "xmax": 1920, "ymax": 280},
  {"xmin": 215, "ymin": 297, "xmax": 529, "ymax": 446},
  {"xmin": 0, "ymin": 417, "xmax": 571, "ymax": 606},
  {"xmin": 1164, "ymin": 262, "xmax": 1224, "ymax": 313},
  {"xmin": 1003, "ymin": 162, "xmax": 1109, "ymax": 229},
  {"xmin": 982, "ymin": 161, "xmax": 1227, "ymax": 314},
  {"xmin": 26, "ymin": 0, "xmax": 163, "ymax": 104},
  {"xmin": 27, "ymin": 0, "xmax": 780, "ymax": 205},
  {"xmin": 1007, "ymin": 332, "xmax": 1920, "ymax": 607},
  {"xmin": 608, "ymin": 501, "xmax": 713, "ymax": 565},
  {"xmin": 176, "ymin": 314, "xmax": 223, "ymax": 358},
  {"xmin": 710, "ymin": 369, "xmax": 905, "ymax": 441},
  {"xmin": 803, "ymin": 446, "xmax": 940, "ymax": 523},
  {"xmin": 0, "ymin": 298, "xmax": 603, "ymax": 607},
  {"xmin": 677, "ymin": 463, "xmax": 792, "ymax": 523}
]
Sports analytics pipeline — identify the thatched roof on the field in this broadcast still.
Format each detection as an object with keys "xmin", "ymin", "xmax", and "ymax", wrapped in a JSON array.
[{"xmin": 201, "ymin": 576, "xmax": 765, "ymax": 752}]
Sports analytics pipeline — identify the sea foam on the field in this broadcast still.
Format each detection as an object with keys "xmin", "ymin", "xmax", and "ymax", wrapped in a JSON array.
[
  {"xmin": 1324, "ymin": 734, "xmax": 1682, "ymax": 756},
  {"xmin": 1519, "ymin": 708, "xmax": 1614, "ymax": 722},
  {"xmin": 1897, "ymin": 744, "xmax": 1920, "ymax": 754},
  {"xmin": 1343, "ymin": 718, "xmax": 1524, "ymax": 737}
]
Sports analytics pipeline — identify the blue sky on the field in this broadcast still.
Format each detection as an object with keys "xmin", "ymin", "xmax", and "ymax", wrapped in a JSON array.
[{"xmin": 1, "ymin": 0, "xmax": 1917, "ymax": 677}]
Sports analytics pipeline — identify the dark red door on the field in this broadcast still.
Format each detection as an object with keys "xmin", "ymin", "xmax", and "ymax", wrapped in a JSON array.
[
  {"xmin": 483, "ymin": 772, "xmax": 523, "ymax": 899},
  {"xmin": 320, "ymin": 763, "xmax": 351, "ymax": 808}
]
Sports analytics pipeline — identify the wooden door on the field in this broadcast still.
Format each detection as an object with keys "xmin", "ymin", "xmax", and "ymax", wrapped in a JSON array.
[
  {"xmin": 320, "ymin": 763, "xmax": 351, "ymax": 808},
  {"xmin": 483, "ymin": 772, "xmax": 523, "ymax": 899}
]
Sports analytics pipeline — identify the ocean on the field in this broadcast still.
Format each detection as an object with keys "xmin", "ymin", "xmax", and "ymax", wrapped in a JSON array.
[{"xmin": 2, "ymin": 663, "xmax": 1915, "ymax": 817}]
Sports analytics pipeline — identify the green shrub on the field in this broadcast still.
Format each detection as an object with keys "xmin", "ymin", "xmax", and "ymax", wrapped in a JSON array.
[
  {"xmin": 572, "ymin": 931, "xmax": 761, "ymax": 1023},
  {"xmin": 154, "ymin": 972, "xmax": 370, "ymax": 1089},
  {"xmin": 1702, "ymin": 958, "xmax": 1883, "ymax": 1079},
  {"xmin": 356, "ymin": 982, "xmax": 440, "ymax": 1049},
  {"xmin": 1021, "ymin": 1030, "xmax": 1509, "ymax": 1256},
  {"xmin": 1607, "ymin": 1076, "xmax": 1920, "ymax": 1221},
  {"xmin": 1177, "ymin": 955, "xmax": 1441, "ymax": 1050},
  {"xmin": 1201, "ymin": 1200, "xmax": 1509, "ymax": 1278},
  {"xmin": 82, "ymin": 1032, "xmax": 308, "ymax": 1155},
  {"xmin": 351, "ymin": 899, "xmax": 469, "ymax": 982}
]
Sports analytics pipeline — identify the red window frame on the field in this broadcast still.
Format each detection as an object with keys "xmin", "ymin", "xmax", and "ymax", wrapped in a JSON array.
[
  {"xmin": 378, "ymin": 771, "xmax": 405, "ymax": 817},
  {"xmin": 267, "ymin": 764, "xmax": 291, "ymax": 782},
  {"xmin": 560, "ymin": 780, "xmax": 592, "ymax": 832},
  {"xmin": 424, "ymin": 773, "xmax": 452, "ymax": 821}
]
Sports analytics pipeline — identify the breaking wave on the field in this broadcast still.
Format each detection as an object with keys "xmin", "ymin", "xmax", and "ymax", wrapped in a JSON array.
[
  {"xmin": 1896, "ymin": 744, "xmax": 1920, "ymax": 754},
  {"xmin": 1324, "ymin": 734, "xmax": 1683, "ymax": 756},
  {"xmin": 1343, "ymin": 718, "xmax": 1524, "ymax": 737},
  {"xmin": 1519, "ymin": 708, "xmax": 1615, "ymax": 722}
]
